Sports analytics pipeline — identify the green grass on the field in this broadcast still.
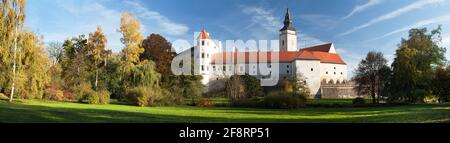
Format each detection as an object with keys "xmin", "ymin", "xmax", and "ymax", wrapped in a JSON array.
[{"xmin": 0, "ymin": 99, "xmax": 449, "ymax": 123}]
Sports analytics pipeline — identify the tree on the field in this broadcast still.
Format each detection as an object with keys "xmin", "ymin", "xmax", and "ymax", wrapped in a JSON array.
[
  {"xmin": 353, "ymin": 51, "xmax": 390, "ymax": 104},
  {"xmin": 242, "ymin": 74, "xmax": 263, "ymax": 98},
  {"xmin": 128, "ymin": 60, "xmax": 161, "ymax": 87},
  {"xmin": 431, "ymin": 67, "xmax": 450, "ymax": 103},
  {"xmin": 226, "ymin": 75, "xmax": 245, "ymax": 101},
  {"xmin": 60, "ymin": 35, "xmax": 90, "ymax": 89},
  {"xmin": 47, "ymin": 42, "xmax": 64, "ymax": 65},
  {"xmin": 87, "ymin": 26, "xmax": 108, "ymax": 90},
  {"xmin": 118, "ymin": 12, "xmax": 144, "ymax": 97},
  {"xmin": 391, "ymin": 26, "xmax": 446, "ymax": 103},
  {"xmin": 0, "ymin": 0, "xmax": 26, "ymax": 102},
  {"xmin": 140, "ymin": 34, "xmax": 176, "ymax": 86},
  {"xmin": 285, "ymin": 73, "xmax": 311, "ymax": 96},
  {"xmin": 19, "ymin": 30, "xmax": 50, "ymax": 99}
]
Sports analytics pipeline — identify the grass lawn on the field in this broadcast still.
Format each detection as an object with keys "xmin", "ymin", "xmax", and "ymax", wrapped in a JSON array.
[{"xmin": 0, "ymin": 99, "xmax": 449, "ymax": 123}]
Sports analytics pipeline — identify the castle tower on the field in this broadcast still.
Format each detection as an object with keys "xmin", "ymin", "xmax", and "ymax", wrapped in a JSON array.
[
  {"xmin": 196, "ymin": 29, "xmax": 221, "ymax": 85},
  {"xmin": 279, "ymin": 8, "xmax": 298, "ymax": 52}
]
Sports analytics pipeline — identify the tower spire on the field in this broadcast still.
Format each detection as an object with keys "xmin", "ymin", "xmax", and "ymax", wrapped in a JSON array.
[{"xmin": 280, "ymin": 8, "xmax": 296, "ymax": 31}]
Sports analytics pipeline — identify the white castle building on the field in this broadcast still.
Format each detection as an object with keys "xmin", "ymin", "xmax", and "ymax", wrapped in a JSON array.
[{"xmin": 177, "ymin": 9, "xmax": 348, "ymax": 97}]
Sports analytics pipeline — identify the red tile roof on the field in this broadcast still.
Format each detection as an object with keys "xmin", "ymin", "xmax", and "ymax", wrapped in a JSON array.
[
  {"xmin": 300, "ymin": 43, "xmax": 333, "ymax": 52},
  {"xmin": 210, "ymin": 43, "xmax": 346, "ymax": 65},
  {"xmin": 198, "ymin": 29, "xmax": 210, "ymax": 39}
]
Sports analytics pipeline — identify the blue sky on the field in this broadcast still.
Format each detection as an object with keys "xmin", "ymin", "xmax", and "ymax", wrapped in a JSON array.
[{"xmin": 25, "ymin": 0, "xmax": 450, "ymax": 76}]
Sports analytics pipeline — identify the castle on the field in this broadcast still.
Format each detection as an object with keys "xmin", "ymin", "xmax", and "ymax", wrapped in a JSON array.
[{"xmin": 178, "ymin": 9, "xmax": 352, "ymax": 98}]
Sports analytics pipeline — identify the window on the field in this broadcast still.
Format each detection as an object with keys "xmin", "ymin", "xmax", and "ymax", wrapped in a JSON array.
[
  {"xmin": 282, "ymin": 40, "xmax": 285, "ymax": 46},
  {"xmin": 201, "ymin": 53, "xmax": 205, "ymax": 59},
  {"xmin": 334, "ymin": 67, "xmax": 336, "ymax": 70},
  {"xmin": 287, "ymin": 70, "xmax": 290, "ymax": 74},
  {"xmin": 268, "ymin": 64, "xmax": 272, "ymax": 68},
  {"xmin": 229, "ymin": 66, "xmax": 232, "ymax": 71},
  {"xmin": 287, "ymin": 65, "xmax": 290, "ymax": 68},
  {"xmin": 341, "ymin": 72, "xmax": 343, "ymax": 75},
  {"xmin": 223, "ymin": 66, "xmax": 226, "ymax": 72},
  {"xmin": 213, "ymin": 66, "xmax": 216, "ymax": 71},
  {"xmin": 201, "ymin": 41, "xmax": 205, "ymax": 46},
  {"xmin": 334, "ymin": 72, "xmax": 336, "ymax": 75},
  {"xmin": 201, "ymin": 65, "xmax": 205, "ymax": 71},
  {"xmin": 326, "ymin": 72, "xmax": 329, "ymax": 74},
  {"xmin": 311, "ymin": 68, "xmax": 314, "ymax": 71}
]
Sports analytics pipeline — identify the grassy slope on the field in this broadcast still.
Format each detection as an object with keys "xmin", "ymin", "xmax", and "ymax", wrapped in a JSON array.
[{"xmin": 0, "ymin": 99, "xmax": 449, "ymax": 123}]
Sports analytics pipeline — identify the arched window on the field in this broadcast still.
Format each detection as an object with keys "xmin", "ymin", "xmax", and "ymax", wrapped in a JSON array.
[{"xmin": 311, "ymin": 68, "xmax": 314, "ymax": 71}]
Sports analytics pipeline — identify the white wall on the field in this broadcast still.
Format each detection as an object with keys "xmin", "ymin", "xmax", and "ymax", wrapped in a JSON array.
[
  {"xmin": 280, "ymin": 30, "xmax": 297, "ymax": 51},
  {"xmin": 294, "ymin": 60, "xmax": 321, "ymax": 96},
  {"xmin": 320, "ymin": 63, "xmax": 347, "ymax": 83}
]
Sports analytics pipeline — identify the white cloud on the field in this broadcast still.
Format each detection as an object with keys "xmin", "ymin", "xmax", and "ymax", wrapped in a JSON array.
[
  {"xmin": 369, "ymin": 14, "xmax": 450, "ymax": 41},
  {"xmin": 342, "ymin": 0, "xmax": 383, "ymax": 20},
  {"xmin": 53, "ymin": 0, "xmax": 123, "ymax": 51},
  {"xmin": 338, "ymin": 0, "xmax": 444, "ymax": 37},
  {"xmin": 242, "ymin": 7, "xmax": 281, "ymax": 33},
  {"xmin": 124, "ymin": 0, "xmax": 189, "ymax": 36}
]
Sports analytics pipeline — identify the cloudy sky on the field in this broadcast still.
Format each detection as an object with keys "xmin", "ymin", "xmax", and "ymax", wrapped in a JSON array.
[{"xmin": 25, "ymin": 0, "xmax": 450, "ymax": 77}]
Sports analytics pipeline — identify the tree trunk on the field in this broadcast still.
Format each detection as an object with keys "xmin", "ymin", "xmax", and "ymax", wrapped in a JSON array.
[
  {"xmin": 9, "ymin": 27, "xmax": 18, "ymax": 103},
  {"xmin": 95, "ymin": 70, "xmax": 98, "ymax": 90},
  {"xmin": 94, "ymin": 61, "xmax": 98, "ymax": 90}
]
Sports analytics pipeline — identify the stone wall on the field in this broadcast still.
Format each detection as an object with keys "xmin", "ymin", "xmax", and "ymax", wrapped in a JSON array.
[{"xmin": 319, "ymin": 81, "xmax": 360, "ymax": 99}]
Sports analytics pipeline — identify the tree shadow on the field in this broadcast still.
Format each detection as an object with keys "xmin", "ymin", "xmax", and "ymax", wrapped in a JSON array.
[{"xmin": 0, "ymin": 102, "xmax": 449, "ymax": 123}]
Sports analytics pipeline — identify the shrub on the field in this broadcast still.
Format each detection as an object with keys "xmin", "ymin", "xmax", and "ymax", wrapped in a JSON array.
[
  {"xmin": 44, "ymin": 87, "xmax": 65, "ymax": 101},
  {"xmin": 85, "ymin": 91, "xmax": 99, "ymax": 104},
  {"xmin": 125, "ymin": 86, "xmax": 166, "ymax": 107},
  {"xmin": 97, "ymin": 90, "xmax": 111, "ymax": 105},
  {"xmin": 413, "ymin": 89, "xmax": 429, "ymax": 103},
  {"xmin": 0, "ymin": 93, "xmax": 9, "ymax": 100},
  {"xmin": 263, "ymin": 91, "xmax": 307, "ymax": 109},
  {"xmin": 352, "ymin": 97, "xmax": 366, "ymax": 106},
  {"xmin": 74, "ymin": 82, "xmax": 94, "ymax": 101},
  {"xmin": 197, "ymin": 98, "xmax": 214, "ymax": 107},
  {"xmin": 63, "ymin": 91, "xmax": 77, "ymax": 101}
]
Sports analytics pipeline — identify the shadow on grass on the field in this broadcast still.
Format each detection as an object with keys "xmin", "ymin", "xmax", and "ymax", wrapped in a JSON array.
[{"xmin": 0, "ymin": 101, "xmax": 449, "ymax": 123}]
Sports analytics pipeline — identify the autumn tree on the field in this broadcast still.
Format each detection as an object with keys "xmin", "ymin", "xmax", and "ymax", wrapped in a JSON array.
[
  {"xmin": 87, "ymin": 26, "xmax": 108, "ymax": 90},
  {"xmin": 19, "ymin": 30, "xmax": 51, "ymax": 99},
  {"xmin": 353, "ymin": 51, "xmax": 390, "ymax": 104},
  {"xmin": 0, "ymin": 0, "xmax": 26, "ymax": 102},
  {"xmin": 391, "ymin": 26, "xmax": 446, "ymax": 103},
  {"xmin": 118, "ymin": 12, "xmax": 144, "ymax": 94},
  {"xmin": 140, "ymin": 34, "xmax": 176, "ymax": 86}
]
